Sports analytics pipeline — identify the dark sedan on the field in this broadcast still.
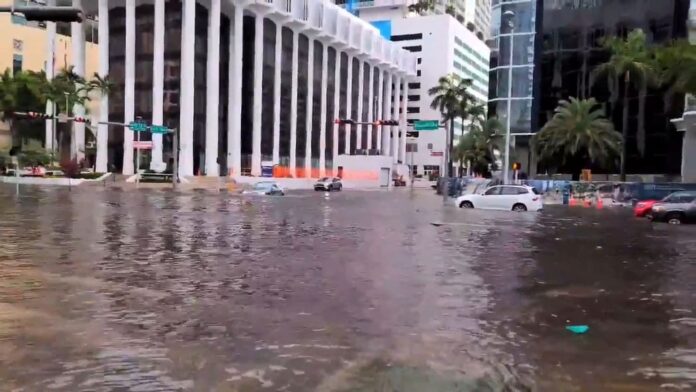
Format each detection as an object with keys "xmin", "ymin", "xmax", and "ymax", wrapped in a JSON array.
[{"xmin": 649, "ymin": 191, "xmax": 696, "ymax": 225}]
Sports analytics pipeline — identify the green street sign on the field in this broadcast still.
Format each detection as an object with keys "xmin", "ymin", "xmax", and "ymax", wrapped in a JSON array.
[
  {"xmin": 128, "ymin": 121, "xmax": 148, "ymax": 132},
  {"xmin": 414, "ymin": 120, "xmax": 440, "ymax": 131},
  {"xmin": 150, "ymin": 125, "xmax": 169, "ymax": 134}
]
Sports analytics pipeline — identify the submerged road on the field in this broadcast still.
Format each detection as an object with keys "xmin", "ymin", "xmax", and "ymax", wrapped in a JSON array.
[{"xmin": 0, "ymin": 185, "xmax": 695, "ymax": 391}]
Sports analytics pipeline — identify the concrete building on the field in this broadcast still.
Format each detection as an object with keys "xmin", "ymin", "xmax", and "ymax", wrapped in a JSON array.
[
  {"xmin": 82, "ymin": 0, "xmax": 416, "ymax": 178},
  {"xmin": 387, "ymin": 14, "xmax": 490, "ymax": 178},
  {"xmin": 0, "ymin": 0, "xmax": 99, "ymax": 150},
  {"xmin": 671, "ymin": 0, "xmax": 696, "ymax": 182}
]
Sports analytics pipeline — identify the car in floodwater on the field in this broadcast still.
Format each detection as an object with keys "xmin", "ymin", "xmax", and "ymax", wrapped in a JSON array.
[
  {"xmin": 242, "ymin": 181, "xmax": 285, "ymax": 196},
  {"xmin": 314, "ymin": 177, "xmax": 343, "ymax": 192},
  {"xmin": 649, "ymin": 191, "xmax": 696, "ymax": 224},
  {"xmin": 455, "ymin": 185, "xmax": 543, "ymax": 212}
]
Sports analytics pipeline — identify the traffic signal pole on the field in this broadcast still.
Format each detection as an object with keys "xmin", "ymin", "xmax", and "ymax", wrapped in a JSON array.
[{"xmin": 0, "ymin": 6, "xmax": 83, "ymax": 22}]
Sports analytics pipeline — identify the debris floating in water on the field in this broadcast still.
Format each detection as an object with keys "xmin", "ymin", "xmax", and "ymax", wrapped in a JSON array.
[{"xmin": 566, "ymin": 325, "xmax": 590, "ymax": 334}]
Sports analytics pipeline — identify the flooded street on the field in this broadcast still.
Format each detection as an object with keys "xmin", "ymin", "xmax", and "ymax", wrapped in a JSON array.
[{"xmin": 0, "ymin": 185, "xmax": 695, "ymax": 391}]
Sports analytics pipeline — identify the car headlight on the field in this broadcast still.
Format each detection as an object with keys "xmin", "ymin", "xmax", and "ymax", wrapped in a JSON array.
[{"xmin": 652, "ymin": 205, "xmax": 664, "ymax": 212}]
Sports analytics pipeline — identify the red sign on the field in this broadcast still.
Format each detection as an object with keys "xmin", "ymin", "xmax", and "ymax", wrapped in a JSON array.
[
  {"xmin": 430, "ymin": 151, "xmax": 443, "ymax": 157},
  {"xmin": 133, "ymin": 141, "xmax": 153, "ymax": 150}
]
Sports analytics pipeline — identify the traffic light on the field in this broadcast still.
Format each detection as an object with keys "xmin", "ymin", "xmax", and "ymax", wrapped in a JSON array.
[
  {"xmin": 512, "ymin": 162, "xmax": 521, "ymax": 171},
  {"xmin": 24, "ymin": 111, "xmax": 52, "ymax": 120},
  {"xmin": 406, "ymin": 131, "xmax": 419, "ymax": 138},
  {"xmin": 334, "ymin": 118, "xmax": 356, "ymax": 125},
  {"xmin": 380, "ymin": 119, "xmax": 399, "ymax": 126},
  {"xmin": 73, "ymin": 116, "xmax": 88, "ymax": 123},
  {"xmin": 5, "ymin": 6, "xmax": 84, "ymax": 23}
]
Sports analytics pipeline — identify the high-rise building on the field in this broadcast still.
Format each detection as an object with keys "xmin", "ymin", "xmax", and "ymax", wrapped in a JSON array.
[
  {"xmin": 84, "ymin": 0, "xmax": 416, "ymax": 178},
  {"xmin": 388, "ymin": 15, "xmax": 490, "ymax": 177},
  {"xmin": 538, "ymin": 0, "xmax": 690, "ymax": 177},
  {"xmin": 671, "ymin": 0, "xmax": 696, "ymax": 182}
]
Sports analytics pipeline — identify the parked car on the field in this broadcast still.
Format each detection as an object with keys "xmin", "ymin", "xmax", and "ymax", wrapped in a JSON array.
[
  {"xmin": 455, "ymin": 185, "xmax": 543, "ymax": 212},
  {"xmin": 243, "ymin": 181, "xmax": 285, "ymax": 196},
  {"xmin": 649, "ymin": 191, "xmax": 696, "ymax": 224},
  {"xmin": 634, "ymin": 199, "xmax": 659, "ymax": 218},
  {"xmin": 314, "ymin": 177, "xmax": 342, "ymax": 191}
]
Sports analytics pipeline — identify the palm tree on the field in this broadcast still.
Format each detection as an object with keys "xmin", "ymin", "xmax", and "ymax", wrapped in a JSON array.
[
  {"xmin": 532, "ymin": 98, "xmax": 622, "ymax": 180},
  {"xmin": 44, "ymin": 67, "xmax": 91, "ymax": 159},
  {"xmin": 89, "ymin": 73, "xmax": 114, "ymax": 98},
  {"xmin": 654, "ymin": 40, "xmax": 696, "ymax": 96},
  {"xmin": 0, "ymin": 69, "xmax": 49, "ymax": 147},
  {"xmin": 429, "ymin": 74, "xmax": 475, "ymax": 177},
  {"xmin": 591, "ymin": 29, "xmax": 657, "ymax": 180},
  {"xmin": 408, "ymin": 0, "xmax": 435, "ymax": 15}
]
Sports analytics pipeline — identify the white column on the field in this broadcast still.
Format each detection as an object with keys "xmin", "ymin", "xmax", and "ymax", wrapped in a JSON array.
[
  {"xmin": 332, "ymin": 50, "xmax": 341, "ymax": 172},
  {"xmin": 366, "ymin": 63, "xmax": 374, "ymax": 150},
  {"xmin": 304, "ymin": 38, "xmax": 314, "ymax": 178},
  {"xmin": 122, "ymin": 0, "xmax": 135, "ymax": 175},
  {"xmin": 383, "ymin": 72, "xmax": 392, "ymax": 157},
  {"xmin": 150, "ymin": 0, "xmax": 165, "ymax": 171},
  {"xmin": 251, "ymin": 14, "xmax": 264, "ymax": 176},
  {"xmin": 204, "ymin": 0, "xmax": 221, "ymax": 176},
  {"xmin": 178, "ymin": 0, "xmax": 196, "ymax": 177},
  {"xmin": 289, "ymin": 30, "xmax": 299, "ymax": 177},
  {"xmin": 345, "ymin": 55, "xmax": 353, "ymax": 155},
  {"xmin": 272, "ymin": 21, "xmax": 282, "ymax": 165},
  {"xmin": 96, "ymin": 0, "xmax": 109, "ymax": 173},
  {"xmin": 400, "ymin": 78, "xmax": 408, "ymax": 163},
  {"xmin": 355, "ymin": 60, "xmax": 364, "ymax": 150},
  {"xmin": 392, "ymin": 75, "xmax": 401, "ymax": 163},
  {"xmin": 71, "ymin": 0, "xmax": 86, "ymax": 161},
  {"xmin": 45, "ymin": 0, "xmax": 55, "ymax": 153},
  {"xmin": 319, "ymin": 43, "xmax": 328, "ymax": 177},
  {"xmin": 228, "ymin": 5, "xmax": 243, "ymax": 176},
  {"xmin": 376, "ymin": 68, "xmax": 384, "ymax": 152}
]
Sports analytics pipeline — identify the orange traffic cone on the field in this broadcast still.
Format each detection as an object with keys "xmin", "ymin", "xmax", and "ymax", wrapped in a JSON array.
[
  {"xmin": 583, "ymin": 199, "xmax": 592, "ymax": 208},
  {"xmin": 569, "ymin": 196, "xmax": 577, "ymax": 207},
  {"xmin": 596, "ymin": 198, "xmax": 604, "ymax": 210}
]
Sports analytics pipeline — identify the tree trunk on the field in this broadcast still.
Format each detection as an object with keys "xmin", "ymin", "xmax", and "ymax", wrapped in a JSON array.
[
  {"xmin": 621, "ymin": 72, "xmax": 630, "ymax": 182},
  {"xmin": 637, "ymin": 84, "xmax": 646, "ymax": 156},
  {"xmin": 448, "ymin": 117, "xmax": 455, "ymax": 177}
]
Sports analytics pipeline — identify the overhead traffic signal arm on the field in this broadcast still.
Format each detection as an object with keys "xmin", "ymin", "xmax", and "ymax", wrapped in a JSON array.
[
  {"xmin": 334, "ymin": 119, "xmax": 400, "ymax": 126},
  {"xmin": 0, "ymin": 6, "xmax": 83, "ymax": 22}
]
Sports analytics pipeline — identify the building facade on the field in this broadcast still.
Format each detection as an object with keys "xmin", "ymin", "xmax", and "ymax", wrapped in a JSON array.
[
  {"xmin": 0, "ymin": 2, "xmax": 98, "ymax": 150},
  {"xmin": 84, "ymin": 0, "xmax": 416, "ymax": 178},
  {"xmin": 671, "ymin": 0, "xmax": 696, "ymax": 182},
  {"xmin": 388, "ymin": 14, "xmax": 490, "ymax": 177},
  {"xmin": 539, "ymin": 0, "xmax": 690, "ymax": 176}
]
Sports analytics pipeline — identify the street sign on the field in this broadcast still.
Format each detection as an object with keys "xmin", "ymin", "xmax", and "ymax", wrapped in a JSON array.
[
  {"xmin": 431, "ymin": 151, "xmax": 443, "ymax": 157},
  {"xmin": 128, "ymin": 121, "xmax": 148, "ymax": 132},
  {"xmin": 133, "ymin": 141, "xmax": 153, "ymax": 150},
  {"xmin": 414, "ymin": 120, "xmax": 440, "ymax": 131},
  {"xmin": 150, "ymin": 125, "xmax": 169, "ymax": 134}
]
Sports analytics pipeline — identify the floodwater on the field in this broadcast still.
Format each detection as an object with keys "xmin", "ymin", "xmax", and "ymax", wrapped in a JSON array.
[{"xmin": 0, "ymin": 185, "xmax": 695, "ymax": 391}]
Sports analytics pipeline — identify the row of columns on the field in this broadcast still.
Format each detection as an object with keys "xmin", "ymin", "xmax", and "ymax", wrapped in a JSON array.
[{"xmin": 91, "ymin": 1, "xmax": 410, "ymax": 176}]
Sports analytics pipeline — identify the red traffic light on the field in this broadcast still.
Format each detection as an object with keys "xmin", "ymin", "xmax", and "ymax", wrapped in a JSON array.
[
  {"xmin": 24, "ymin": 111, "xmax": 51, "ymax": 119},
  {"xmin": 381, "ymin": 119, "xmax": 398, "ymax": 126},
  {"xmin": 373, "ymin": 120, "xmax": 382, "ymax": 126},
  {"xmin": 74, "ymin": 116, "xmax": 88, "ymax": 123},
  {"xmin": 334, "ymin": 118, "xmax": 356, "ymax": 125}
]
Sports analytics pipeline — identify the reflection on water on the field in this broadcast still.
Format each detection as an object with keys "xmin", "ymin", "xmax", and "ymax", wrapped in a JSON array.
[{"xmin": 0, "ymin": 185, "xmax": 695, "ymax": 391}]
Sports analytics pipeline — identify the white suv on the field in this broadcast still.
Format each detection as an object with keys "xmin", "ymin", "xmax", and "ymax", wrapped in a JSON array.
[{"xmin": 455, "ymin": 185, "xmax": 543, "ymax": 212}]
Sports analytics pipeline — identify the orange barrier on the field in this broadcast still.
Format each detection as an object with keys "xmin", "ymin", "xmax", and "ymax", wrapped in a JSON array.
[
  {"xmin": 596, "ymin": 198, "xmax": 604, "ymax": 209},
  {"xmin": 583, "ymin": 199, "xmax": 592, "ymax": 208},
  {"xmin": 569, "ymin": 196, "xmax": 577, "ymax": 207},
  {"xmin": 239, "ymin": 165, "xmax": 378, "ymax": 180}
]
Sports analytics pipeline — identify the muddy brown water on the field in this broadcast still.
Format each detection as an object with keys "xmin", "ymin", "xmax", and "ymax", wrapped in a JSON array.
[{"xmin": 0, "ymin": 185, "xmax": 695, "ymax": 391}]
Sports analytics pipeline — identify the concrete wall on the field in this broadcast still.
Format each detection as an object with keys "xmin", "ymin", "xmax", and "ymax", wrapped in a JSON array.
[
  {"xmin": 683, "ymin": 128, "xmax": 696, "ymax": 182},
  {"xmin": 335, "ymin": 154, "xmax": 394, "ymax": 183}
]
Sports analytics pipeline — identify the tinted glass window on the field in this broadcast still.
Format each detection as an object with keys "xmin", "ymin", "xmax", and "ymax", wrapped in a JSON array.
[
  {"xmin": 485, "ymin": 187, "xmax": 501, "ymax": 196},
  {"xmin": 500, "ymin": 186, "xmax": 523, "ymax": 195}
]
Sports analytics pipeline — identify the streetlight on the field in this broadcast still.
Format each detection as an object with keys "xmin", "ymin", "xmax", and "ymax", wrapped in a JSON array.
[{"xmin": 502, "ymin": 10, "xmax": 515, "ymax": 185}]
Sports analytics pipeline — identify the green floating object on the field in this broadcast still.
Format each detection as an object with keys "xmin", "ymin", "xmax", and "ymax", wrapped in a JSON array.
[{"xmin": 566, "ymin": 325, "xmax": 589, "ymax": 334}]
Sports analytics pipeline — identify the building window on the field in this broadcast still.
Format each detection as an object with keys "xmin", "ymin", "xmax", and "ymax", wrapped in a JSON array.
[
  {"xmin": 13, "ymin": 55, "xmax": 23, "ymax": 74},
  {"xmin": 427, "ymin": 143, "xmax": 433, "ymax": 150},
  {"xmin": 416, "ymin": 70, "xmax": 421, "ymax": 77},
  {"xmin": 406, "ymin": 143, "xmax": 418, "ymax": 152},
  {"xmin": 407, "ymin": 107, "xmax": 420, "ymax": 114},
  {"xmin": 417, "ymin": 58, "xmax": 422, "ymax": 64},
  {"xmin": 407, "ymin": 94, "xmax": 420, "ymax": 102},
  {"xmin": 403, "ymin": 45, "xmax": 422, "ymax": 52},
  {"xmin": 391, "ymin": 33, "xmax": 423, "ymax": 42},
  {"xmin": 408, "ymin": 82, "xmax": 420, "ymax": 89},
  {"xmin": 12, "ymin": 14, "xmax": 27, "ymax": 25}
]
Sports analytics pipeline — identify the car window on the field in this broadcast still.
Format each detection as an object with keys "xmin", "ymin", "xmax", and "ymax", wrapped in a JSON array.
[
  {"xmin": 484, "ymin": 187, "xmax": 501, "ymax": 196},
  {"xmin": 500, "ymin": 186, "xmax": 522, "ymax": 195},
  {"xmin": 254, "ymin": 183, "xmax": 272, "ymax": 190},
  {"xmin": 332, "ymin": 178, "xmax": 340, "ymax": 182},
  {"xmin": 319, "ymin": 177, "xmax": 329, "ymax": 182}
]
